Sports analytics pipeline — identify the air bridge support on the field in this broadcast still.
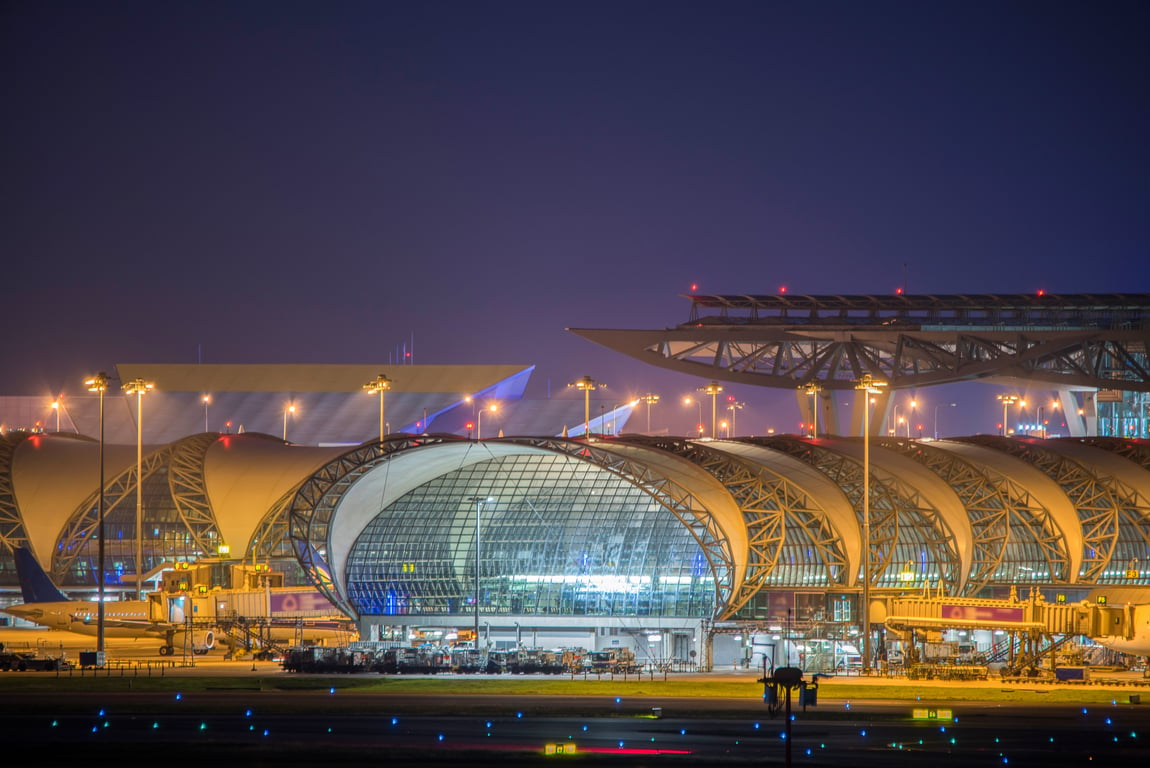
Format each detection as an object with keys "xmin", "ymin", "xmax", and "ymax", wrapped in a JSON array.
[{"xmin": 883, "ymin": 588, "xmax": 1136, "ymax": 675}]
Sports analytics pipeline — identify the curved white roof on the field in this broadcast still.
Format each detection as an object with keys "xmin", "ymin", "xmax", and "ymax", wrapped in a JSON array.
[
  {"xmin": 11, "ymin": 433, "xmax": 136, "ymax": 563},
  {"xmin": 203, "ymin": 434, "xmax": 347, "ymax": 555}
]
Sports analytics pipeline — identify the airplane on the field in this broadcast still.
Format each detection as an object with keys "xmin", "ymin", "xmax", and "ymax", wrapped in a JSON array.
[
  {"xmin": 1091, "ymin": 603, "xmax": 1150, "ymax": 660},
  {"xmin": 3, "ymin": 547, "xmax": 215, "ymax": 656}
]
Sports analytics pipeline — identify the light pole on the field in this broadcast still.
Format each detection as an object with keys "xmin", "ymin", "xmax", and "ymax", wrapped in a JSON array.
[
  {"xmin": 477, "ymin": 403, "xmax": 497, "ymax": 440},
  {"xmin": 363, "ymin": 374, "xmax": 393, "ymax": 443},
  {"xmin": 639, "ymin": 393, "xmax": 660, "ymax": 433},
  {"xmin": 997, "ymin": 394, "xmax": 1020, "ymax": 436},
  {"xmin": 854, "ymin": 373, "xmax": 887, "ymax": 675},
  {"xmin": 202, "ymin": 394, "xmax": 211, "ymax": 433},
  {"xmin": 84, "ymin": 372, "xmax": 109, "ymax": 654},
  {"xmin": 568, "ymin": 376, "xmax": 604, "ymax": 437},
  {"xmin": 726, "ymin": 400, "xmax": 743, "ymax": 437},
  {"xmin": 51, "ymin": 397, "xmax": 61, "ymax": 432},
  {"xmin": 933, "ymin": 402, "xmax": 957, "ymax": 439},
  {"xmin": 283, "ymin": 404, "xmax": 296, "ymax": 442},
  {"xmin": 468, "ymin": 495, "xmax": 493, "ymax": 648},
  {"xmin": 698, "ymin": 381, "xmax": 723, "ymax": 438},
  {"xmin": 803, "ymin": 382, "xmax": 822, "ymax": 438},
  {"xmin": 908, "ymin": 399, "xmax": 917, "ymax": 438},
  {"xmin": 123, "ymin": 378, "xmax": 154, "ymax": 601}
]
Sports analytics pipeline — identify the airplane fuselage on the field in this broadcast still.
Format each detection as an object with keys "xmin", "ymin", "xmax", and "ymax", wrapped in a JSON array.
[{"xmin": 4, "ymin": 599, "xmax": 163, "ymax": 637}]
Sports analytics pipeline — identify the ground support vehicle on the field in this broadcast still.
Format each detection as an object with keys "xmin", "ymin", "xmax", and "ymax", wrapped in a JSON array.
[
  {"xmin": 0, "ymin": 649, "xmax": 70, "ymax": 671},
  {"xmin": 588, "ymin": 647, "xmax": 640, "ymax": 674}
]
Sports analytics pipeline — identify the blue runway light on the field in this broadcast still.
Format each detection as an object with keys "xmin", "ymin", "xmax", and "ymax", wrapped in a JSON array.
[
  {"xmin": 176, "ymin": 693, "xmax": 182, "ymax": 700},
  {"xmin": 391, "ymin": 717, "xmax": 399, "ymax": 725},
  {"xmin": 861, "ymin": 730, "xmax": 867, "ymax": 737},
  {"xmin": 1106, "ymin": 718, "xmax": 1112, "ymax": 725},
  {"xmin": 517, "ymin": 711, "xmax": 523, "ymax": 718},
  {"xmin": 98, "ymin": 709, "xmax": 105, "ymax": 716},
  {"xmin": 486, "ymin": 721, "xmax": 492, "ymax": 728},
  {"xmin": 681, "ymin": 729, "xmax": 687, "ymax": 735},
  {"xmin": 754, "ymin": 722, "xmax": 760, "ymax": 729},
  {"xmin": 615, "ymin": 697, "xmax": 621, "ymax": 704},
  {"xmin": 438, "ymin": 734, "xmax": 444, "ymax": 741},
  {"xmin": 329, "ymin": 687, "xmax": 335, "ymax": 694},
  {"xmin": 153, "ymin": 722, "xmax": 159, "ymax": 729},
  {"xmin": 582, "ymin": 725, "xmax": 588, "ymax": 731},
  {"xmin": 245, "ymin": 709, "xmax": 252, "ymax": 717},
  {"xmin": 263, "ymin": 729, "xmax": 269, "ymax": 737}
]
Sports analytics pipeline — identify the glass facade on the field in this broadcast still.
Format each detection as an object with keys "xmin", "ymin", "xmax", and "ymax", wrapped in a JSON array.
[
  {"xmin": 63, "ymin": 462, "xmax": 218, "ymax": 588},
  {"xmin": 346, "ymin": 454, "xmax": 718, "ymax": 618}
]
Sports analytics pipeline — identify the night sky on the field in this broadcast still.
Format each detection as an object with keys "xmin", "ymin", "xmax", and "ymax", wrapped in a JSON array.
[{"xmin": 4, "ymin": 2, "xmax": 1148, "ymax": 436}]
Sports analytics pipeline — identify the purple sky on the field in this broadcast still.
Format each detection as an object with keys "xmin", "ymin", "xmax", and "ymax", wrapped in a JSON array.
[{"xmin": 3, "ymin": 2, "xmax": 1148, "ymax": 436}]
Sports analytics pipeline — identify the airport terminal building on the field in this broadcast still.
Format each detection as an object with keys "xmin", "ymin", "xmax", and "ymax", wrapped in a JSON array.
[
  {"xmin": 2, "ymin": 421, "xmax": 1148, "ymax": 667},
  {"xmin": 2, "ymin": 293, "xmax": 1150, "ymax": 670}
]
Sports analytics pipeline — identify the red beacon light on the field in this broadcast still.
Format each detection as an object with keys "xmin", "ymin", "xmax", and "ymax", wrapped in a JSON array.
[{"xmin": 779, "ymin": 285, "xmax": 787, "ymax": 293}]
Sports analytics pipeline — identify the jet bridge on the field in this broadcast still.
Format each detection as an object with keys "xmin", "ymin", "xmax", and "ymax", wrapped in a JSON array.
[{"xmin": 882, "ymin": 586, "xmax": 1137, "ymax": 675}]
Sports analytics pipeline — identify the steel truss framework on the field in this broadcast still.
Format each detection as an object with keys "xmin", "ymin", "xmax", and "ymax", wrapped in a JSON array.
[
  {"xmin": 54, "ymin": 432, "xmax": 223, "ymax": 583},
  {"xmin": 875, "ymin": 437, "xmax": 1069, "ymax": 592},
  {"xmin": 743, "ymin": 436, "xmax": 960, "ymax": 592},
  {"xmin": 617, "ymin": 435, "xmax": 847, "ymax": 617},
  {"xmin": 570, "ymin": 293, "xmax": 1150, "ymax": 391},
  {"xmin": 288, "ymin": 435, "xmax": 735, "ymax": 621},
  {"xmin": 1070, "ymin": 437, "xmax": 1150, "ymax": 472},
  {"xmin": 953, "ymin": 436, "xmax": 1150, "ymax": 584},
  {"xmin": 0, "ymin": 433, "xmax": 36, "ymax": 560}
]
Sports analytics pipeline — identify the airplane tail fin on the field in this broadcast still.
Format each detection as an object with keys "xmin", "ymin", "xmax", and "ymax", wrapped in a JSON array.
[{"xmin": 13, "ymin": 547, "xmax": 69, "ymax": 604}]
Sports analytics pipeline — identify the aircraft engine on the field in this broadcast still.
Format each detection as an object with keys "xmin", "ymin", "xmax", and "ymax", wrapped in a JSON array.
[{"xmin": 192, "ymin": 629, "xmax": 216, "ymax": 654}]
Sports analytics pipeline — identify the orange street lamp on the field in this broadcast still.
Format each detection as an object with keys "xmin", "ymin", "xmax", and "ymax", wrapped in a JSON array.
[
  {"xmin": 283, "ymin": 403, "xmax": 296, "ymax": 442},
  {"xmin": 363, "ymin": 374, "xmax": 393, "ymax": 443},
  {"xmin": 123, "ymin": 378, "xmax": 154, "ymax": 601},
  {"xmin": 477, "ymin": 403, "xmax": 498, "ymax": 440},
  {"xmin": 997, "ymin": 394, "xmax": 1020, "ymax": 437},
  {"xmin": 568, "ymin": 376, "xmax": 604, "ymax": 437},
  {"xmin": 84, "ymin": 372, "xmax": 109, "ymax": 654},
  {"xmin": 697, "ymin": 381, "xmax": 723, "ymax": 439},
  {"xmin": 802, "ymin": 382, "xmax": 823, "ymax": 438},
  {"xmin": 639, "ymin": 393, "xmax": 660, "ymax": 433},
  {"xmin": 854, "ymin": 373, "xmax": 887, "ymax": 675}
]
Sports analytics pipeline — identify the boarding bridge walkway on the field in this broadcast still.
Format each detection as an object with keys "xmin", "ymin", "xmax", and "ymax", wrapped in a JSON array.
[{"xmin": 882, "ymin": 587, "xmax": 1137, "ymax": 674}]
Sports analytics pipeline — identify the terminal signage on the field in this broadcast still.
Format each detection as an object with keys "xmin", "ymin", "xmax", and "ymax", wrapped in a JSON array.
[
  {"xmin": 940, "ymin": 604, "xmax": 1025, "ymax": 623},
  {"xmin": 269, "ymin": 590, "xmax": 339, "ymax": 614}
]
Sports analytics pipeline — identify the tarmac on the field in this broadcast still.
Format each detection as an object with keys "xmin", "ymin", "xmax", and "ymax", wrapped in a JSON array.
[{"xmin": 3, "ymin": 625, "xmax": 1148, "ymax": 693}]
